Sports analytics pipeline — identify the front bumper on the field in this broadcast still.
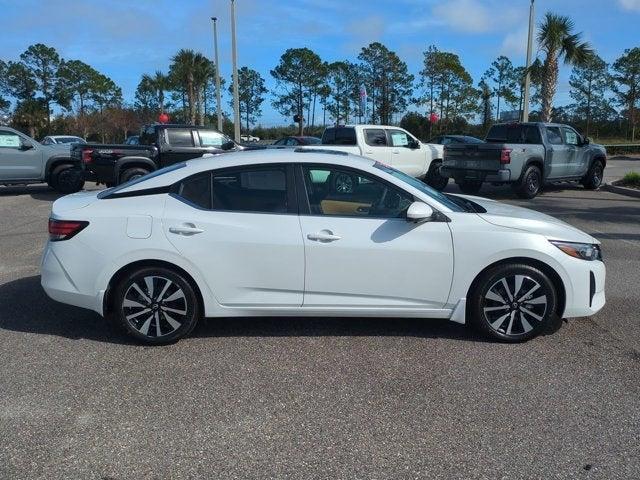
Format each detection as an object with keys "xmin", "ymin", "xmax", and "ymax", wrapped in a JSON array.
[{"xmin": 562, "ymin": 259, "xmax": 606, "ymax": 318}]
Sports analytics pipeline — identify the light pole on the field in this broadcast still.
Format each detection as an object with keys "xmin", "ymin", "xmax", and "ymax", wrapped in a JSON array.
[
  {"xmin": 230, "ymin": 0, "xmax": 241, "ymax": 142},
  {"xmin": 211, "ymin": 17, "xmax": 223, "ymax": 132},
  {"xmin": 522, "ymin": 0, "xmax": 535, "ymax": 122}
]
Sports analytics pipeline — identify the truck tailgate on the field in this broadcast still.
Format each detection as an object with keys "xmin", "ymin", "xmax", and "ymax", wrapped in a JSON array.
[{"xmin": 443, "ymin": 144, "xmax": 503, "ymax": 171}]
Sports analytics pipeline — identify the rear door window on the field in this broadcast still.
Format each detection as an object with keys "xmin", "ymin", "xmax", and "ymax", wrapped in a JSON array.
[
  {"xmin": 322, "ymin": 128, "xmax": 357, "ymax": 145},
  {"xmin": 166, "ymin": 129, "xmax": 195, "ymax": 147},
  {"xmin": 546, "ymin": 127, "xmax": 563, "ymax": 145},
  {"xmin": 364, "ymin": 129, "xmax": 387, "ymax": 146},
  {"xmin": 175, "ymin": 173, "xmax": 212, "ymax": 209},
  {"xmin": 212, "ymin": 166, "xmax": 289, "ymax": 213}
]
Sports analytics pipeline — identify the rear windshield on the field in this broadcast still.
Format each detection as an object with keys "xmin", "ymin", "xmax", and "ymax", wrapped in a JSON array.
[
  {"xmin": 97, "ymin": 162, "xmax": 186, "ymax": 199},
  {"xmin": 486, "ymin": 125, "xmax": 541, "ymax": 144},
  {"xmin": 322, "ymin": 127, "xmax": 357, "ymax": 146}
]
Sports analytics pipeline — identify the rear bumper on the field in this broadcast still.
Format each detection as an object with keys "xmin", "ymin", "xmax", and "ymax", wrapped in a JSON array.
[
  {"xmin": 441, "ymin": 167, "xmax": 511, "ymax": 183},
  {"xmin": 40, "ymin": 241, "xmax": 106, "ymax": 315}
]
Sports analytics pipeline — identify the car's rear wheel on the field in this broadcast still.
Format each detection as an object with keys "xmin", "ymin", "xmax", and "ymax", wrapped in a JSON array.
[
  {"xmin": 52, "ymin": 165, "xmax": 85, "ymax": 194},
  {"xmin": 424, "ymin": 161, "xmax": 449, "ymax": 191},
  {"xmin": 468, "ymin": 263, "xmax": 558, "ymax": 342},
  {"xmin": 112, "ymin": 266, "xmax": 200, "ymax": 345},
  {"xmin": 456, "ymin": 179, "xmax": 483, "ymax": 195},
  {"xmin": 515, "ymin": 165, "xmax": 542, "ymax": 199},
  {"xmin": 120, "ymin": 167, "xmax": 150, "ymax": 184},
  {"xmin": 581, "ymin": 160, "xmax": 604, "ymax": 190}
]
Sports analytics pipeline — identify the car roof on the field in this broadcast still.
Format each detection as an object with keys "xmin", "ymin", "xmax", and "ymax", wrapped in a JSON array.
[{"xmin": 114, "ymin": 149, "xmax": 374, "ymax": 193}]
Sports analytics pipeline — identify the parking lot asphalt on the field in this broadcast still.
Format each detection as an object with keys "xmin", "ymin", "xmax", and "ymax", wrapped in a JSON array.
[{"xmin": 1, "ymin": 174, "xmax": 639, "ymax": 479}]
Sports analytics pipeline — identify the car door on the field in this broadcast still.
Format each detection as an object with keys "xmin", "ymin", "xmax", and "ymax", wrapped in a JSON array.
[
  {"xmin": 544, "ymin": 126, "xmax": 570, "ymax": 178},
  {"xmin": 163, "ymin": 164, "xmax": 304, "ymax": 307},
  {"xmin": 0, "ymin": 129, "xmax": 43, "ymax": 180},
  {"xmin": 561, "ymin": 126, "xmax": 581, "ymax": 176},
  {"xmin": 161, "ymin": 128, "xmax": 199, "ymax": 164},
  {"xmin": 387, "ymin": 129, "xmax": 425, "ymax": 177},
  {"xmin": 361, "ymin": 128, "xmax": 392, "ymax": 164},
  {"xmin": 297, "ymin": 164, "xmax": 454, "ymax": 309}
]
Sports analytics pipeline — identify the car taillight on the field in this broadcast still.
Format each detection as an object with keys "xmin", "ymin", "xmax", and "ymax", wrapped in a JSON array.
[
  {"xmin": 500, "ymin": 148, "xmax": 512, "ymax": 164},
  {"xmin": 48, "ymin": 219, "xmax": 89, "ymax": 241},
  {"xmin": 82, "ymin": 149, "xmax": 94, "ymax": 164}
]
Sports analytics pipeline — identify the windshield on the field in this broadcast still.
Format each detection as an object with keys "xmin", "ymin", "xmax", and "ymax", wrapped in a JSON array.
[
  {"xmin": 97, "ymin": 162, "xmax": 186, "ymax": 199},
  {"xmin": 373, "ymin": 162, "xmax": 465, "ymax": 212}
]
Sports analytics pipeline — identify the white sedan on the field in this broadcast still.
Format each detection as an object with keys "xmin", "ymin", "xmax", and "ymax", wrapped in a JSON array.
[{"xmin": 41, "ymin": 149, "xmax": 605, "ymax": 344}]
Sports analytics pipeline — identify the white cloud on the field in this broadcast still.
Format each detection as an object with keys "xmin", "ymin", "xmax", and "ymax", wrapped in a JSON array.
[
  {"xmin": 500, "ymin": 26, "xmax": 529, "ymax": 56},
  {"xmin": 432, "ymin": 0, "xmax": 493, "ymax": 33},
  {"xmin": 431, "ymin": 0, "xmax": 524, "ymax": 34},
  {"xmin": 619, "ymin": 0, "xmax": 640, "ymax": 11}
]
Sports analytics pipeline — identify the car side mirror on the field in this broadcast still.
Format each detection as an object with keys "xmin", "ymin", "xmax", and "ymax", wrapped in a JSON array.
[
  {"xmin": 408, "ymin": 139, "xmax": 420, "ymax": 149},
  {"xmin": 582, "ymin": 136, "xmax": 590, "ymax": 145},
  {"xmin": 406, "ymin": 201, "xmax": 434, "ymax": 223},
  {"xmin": 20, "ymin": 142, "xmax": 34, "ymax": 151},
  {"xmin": 221, "ymin": 140, "xmax": 236, "ymax": 151}
]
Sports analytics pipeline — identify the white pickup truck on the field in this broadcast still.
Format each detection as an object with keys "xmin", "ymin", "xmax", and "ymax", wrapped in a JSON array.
[{"xmin": 305, "ymin": 125, "xmax": 447, "ymax": 190}]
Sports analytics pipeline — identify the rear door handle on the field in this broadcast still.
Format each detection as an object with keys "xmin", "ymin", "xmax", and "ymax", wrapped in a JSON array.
[
  {"xmin": 169, "ymin": 223, "xmax": 204, "ymax": 236},
  {"xmin": 307, "ymin": 230, "xmax": 341, "ymax": 242}
]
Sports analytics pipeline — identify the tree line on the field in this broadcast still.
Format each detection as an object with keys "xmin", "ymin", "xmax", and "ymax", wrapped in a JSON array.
[{"xmin": 1, "ymin": 12, "xmax": 639, "ymax": 142}]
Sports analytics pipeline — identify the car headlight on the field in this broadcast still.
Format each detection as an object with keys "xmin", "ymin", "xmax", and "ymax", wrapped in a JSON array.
[{"xmin": 550, "ymin": 240, "xmax": 602, "ymax": 261}]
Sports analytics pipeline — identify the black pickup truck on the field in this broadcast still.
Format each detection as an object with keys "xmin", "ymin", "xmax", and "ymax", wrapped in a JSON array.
[{"xmin": 72, "ymin": 124, "xmax": 241, "ymax": 186}]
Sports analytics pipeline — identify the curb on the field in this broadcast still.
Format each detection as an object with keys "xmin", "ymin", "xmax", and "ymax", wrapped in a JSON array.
[{"xmin": 602, "ymin": 183, "xmax": 640, "ymax": 199}]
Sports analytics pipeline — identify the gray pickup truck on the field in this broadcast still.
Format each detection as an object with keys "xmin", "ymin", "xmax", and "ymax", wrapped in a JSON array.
[
  {"xmin": 0, "ymin": 126, "xmax": 84, "ymax": 193},
  {"xmin": 441, "ymin": 122, "xmax": 607, "ymax": 198}
]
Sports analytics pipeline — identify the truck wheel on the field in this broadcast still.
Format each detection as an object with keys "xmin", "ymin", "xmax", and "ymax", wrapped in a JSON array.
[
  {"xmin": 516, "ymin": 165, "xmax": 542, "ymax": 199},
  {"xmin": 424, "ymin": 161, "xmax": 449, "ymax": 191},
  {"xmin": 52, "ymin": 166, "xmax": 85, "ymax": 194},
  {"xmin": 457, "ymin": 179, "xmax": 482, "ymax": 195},
  {"xmin": 120, "ymin": 167, "xmax": 150, "ymax": 184},
  {"xmin": 581, "ymin": 160, "xmax": 604, "ymax": 190}
]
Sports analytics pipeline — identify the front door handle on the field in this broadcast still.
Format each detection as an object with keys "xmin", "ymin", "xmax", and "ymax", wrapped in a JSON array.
[
  {"xmin": 169, "ymin": 223, "xmax": 204, "ymax": 236},
  {"xmin": 307, "ymin": 230, "xmax": 341, "ymax": 242}
]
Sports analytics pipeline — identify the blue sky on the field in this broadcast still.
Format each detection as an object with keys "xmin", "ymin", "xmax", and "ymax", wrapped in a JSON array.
[{"xmin": 1, "ymin": 0, "xmax": 639, "ymax": 125}]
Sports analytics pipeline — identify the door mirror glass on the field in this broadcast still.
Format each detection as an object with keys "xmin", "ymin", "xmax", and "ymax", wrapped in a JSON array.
[{"xmin": 406, "ymin": 201, "xmax": 434, "ymax": 222}]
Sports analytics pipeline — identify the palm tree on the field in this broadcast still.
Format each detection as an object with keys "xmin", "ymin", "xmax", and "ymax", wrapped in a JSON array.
[
  {"xmin": 141, "ymin": 70, "xmax": 169, "ymax": 114},
  {"xmin": 537, "ymin": 13, "xmax": 592, "ymax": 122},
  {"xmin": 192, "ymin": 54, "xmax": 214, "ymax": 126},
  {"xmin": 170, "ymin": 49, "xmax": 198, "ymax": 123}
]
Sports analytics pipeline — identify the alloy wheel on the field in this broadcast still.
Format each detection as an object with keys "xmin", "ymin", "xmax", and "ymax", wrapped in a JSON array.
[
  {"xmin": 334, "ymin": 173, "xmax": 354, "ymax": 193},
  {"xmin": 122, "ymin": 275, "xmax": 188, "ymax": 338},
  {"xmin": 482, "ymin": 274, "xmax": 548, "ymax": 336}
]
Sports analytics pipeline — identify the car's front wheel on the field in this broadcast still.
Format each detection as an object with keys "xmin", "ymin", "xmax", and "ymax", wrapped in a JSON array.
[
  {"xmin": 112, "ymin": 266, "xmax": 200, "ymax": 344},
  {"xmin": 581, "ymin": 160, "xmax": 604, "ymax": 190},
  {"xmin": 468, "ymin": 263, "xmax": 558, "ymax": 342}
]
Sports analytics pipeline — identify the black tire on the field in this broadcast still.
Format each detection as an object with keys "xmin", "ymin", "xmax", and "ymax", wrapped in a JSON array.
[
  {"xmin": 424, "ymin": 161, "xmax": 449, "ymax": 191},
  {"xmin": 331, "ymin": 172, "xmax": 357, "ymax": 194},
  {"xmin": 581, "ymin": 160, "xmax": 604, "ymax": 190},
  {"xmin": 515, "ymin": 165, "xmax": 542, "ymax": 199},
  {"xmin": 52, "ymin": 165, "xmax": 85, "ymax": 194},
  {"xmin": 112, "ymin": 266, "xmax": 200, "ymax": 345},
  {"xmin": 468, "ymin": 263, "xmax": 558, "ymax": 342},
  {"xmin": 120, "ymin": 167, "xmax": 150, "ymax": 184},
  {"xmin": 457, "ymin": 179, "xmax": 483, "ymax": 195}
]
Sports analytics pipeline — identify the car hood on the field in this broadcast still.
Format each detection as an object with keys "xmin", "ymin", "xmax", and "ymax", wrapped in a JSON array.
[{"xmin": 456, "ymin": 194, "xmax": 598, "ymax": 244}]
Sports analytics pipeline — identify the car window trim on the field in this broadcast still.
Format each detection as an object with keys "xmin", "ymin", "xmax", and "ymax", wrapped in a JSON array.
[{"xmin": 294, "ymin": 163, "xmax": 416, "ymax": 220}]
